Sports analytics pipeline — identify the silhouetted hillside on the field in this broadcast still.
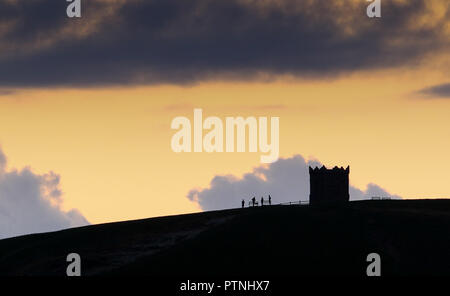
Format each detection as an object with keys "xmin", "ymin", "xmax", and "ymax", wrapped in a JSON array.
[{"xmin": 0, "ymin": 200, "xmax": 449, "ymax": 276}]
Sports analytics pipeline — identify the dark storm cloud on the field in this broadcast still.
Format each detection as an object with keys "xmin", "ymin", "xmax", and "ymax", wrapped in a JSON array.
[
  {"xmin": 418, "ymin": 83, "xmax": 450, "ymax": 99},
  {"xmin": 0, "ymin": 0, "xmax": 449, "ymax": 87},
  {"xmin": 187, "ymin": 155, "xmax": 402, "ymax": 211}
]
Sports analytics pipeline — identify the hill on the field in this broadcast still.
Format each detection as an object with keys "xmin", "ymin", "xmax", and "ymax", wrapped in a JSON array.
[{"xmin": 0, "ymin": 199, "xmax": 449, "ymax": 276}]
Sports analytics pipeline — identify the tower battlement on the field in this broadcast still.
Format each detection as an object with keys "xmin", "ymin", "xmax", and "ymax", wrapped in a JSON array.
[{"xmin": 309, "ymin": 165, "xmax": 349, "ymax": 206}]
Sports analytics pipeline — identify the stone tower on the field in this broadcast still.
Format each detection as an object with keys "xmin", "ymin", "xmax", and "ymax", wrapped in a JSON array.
[{"xmin": 309, "ymin": 165, "xmax": 350, "ymax": 206}]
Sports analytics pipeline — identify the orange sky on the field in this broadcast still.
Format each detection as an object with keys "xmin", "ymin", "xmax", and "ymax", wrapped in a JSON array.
[{"xmin": 0, "ymin": 63, "xmax": 449, "ymax": 224}]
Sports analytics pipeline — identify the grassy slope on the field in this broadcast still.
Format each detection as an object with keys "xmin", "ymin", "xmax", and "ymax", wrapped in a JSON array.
[{"xmin": 0, "ymin": 200, "xmax": 449, "ymax": 276}]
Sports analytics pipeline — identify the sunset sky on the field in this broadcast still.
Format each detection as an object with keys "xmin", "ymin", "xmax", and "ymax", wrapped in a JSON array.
[{"xmin": 0, "ymin": 0, "xmax": 449, "ymax": 237}]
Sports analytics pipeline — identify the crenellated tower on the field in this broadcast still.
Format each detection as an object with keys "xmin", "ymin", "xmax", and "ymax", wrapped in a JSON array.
[{"xmin": 309, "ymin": 165, "xmax": 350, "ymax": 206}]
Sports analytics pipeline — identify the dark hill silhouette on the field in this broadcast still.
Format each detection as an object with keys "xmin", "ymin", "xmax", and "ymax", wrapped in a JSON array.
[{"xmin": 0, "ymin": 199, "xmax": 449, "ymax": 276}]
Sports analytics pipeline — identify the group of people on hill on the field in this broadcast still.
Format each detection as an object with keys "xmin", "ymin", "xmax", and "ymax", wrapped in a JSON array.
[{"xmin": 242, "ymin": 195, "xmax": 272, "ymax": 208}]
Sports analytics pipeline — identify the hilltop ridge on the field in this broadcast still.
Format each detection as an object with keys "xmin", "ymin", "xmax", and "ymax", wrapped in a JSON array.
[{"xmin": 0, "ymin": 199, "xmax": 449, "ymax": 276}]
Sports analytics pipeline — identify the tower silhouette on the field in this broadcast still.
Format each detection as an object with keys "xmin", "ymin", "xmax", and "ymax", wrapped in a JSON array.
[{"xmin": 309, "ymin": 166, "xmax": 349, "ymax": 206}]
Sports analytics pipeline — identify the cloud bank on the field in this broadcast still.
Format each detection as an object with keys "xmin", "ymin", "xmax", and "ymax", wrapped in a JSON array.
[
  {"xmin": 0, "ymin": 0, "xmax": 449, "ymax": 87},
  {"xmin": 0, "ymin": 148, "xmax": 89, "ymax": 239},
  {"xmin": 187, "ymin": 155, "xmax": 401, "ymax": 210}
]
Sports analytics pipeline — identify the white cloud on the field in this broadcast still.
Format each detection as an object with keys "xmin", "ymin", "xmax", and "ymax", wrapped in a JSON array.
[
  {"xmin": 0, "ymin": 148, "xmax": 89, "ymax": 239},
  {"xmin": 188, "ymin": 155, "xmax": 401, "ymax": 210}
]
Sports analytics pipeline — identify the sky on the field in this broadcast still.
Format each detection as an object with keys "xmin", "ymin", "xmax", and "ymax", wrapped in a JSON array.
[{"xmin": 0, "ymin": 0, "xmax": 449, "ymax": 238}]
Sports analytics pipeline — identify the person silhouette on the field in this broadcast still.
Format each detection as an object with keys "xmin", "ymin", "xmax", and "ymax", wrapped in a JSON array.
[
  {"xmin": 242, "ymin": 199, "xmax": 245, "ymax": 208},
  {"xmin": 268, "ymin": 195, "xmax": 272, "ymax": 205},
  {"xmin": 261, "ymin": 197, "xmax": 264, "ymax": 206},
  {"xmin": 252, "ymin": 197, "xmax": 256, "ymax": 207}
]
